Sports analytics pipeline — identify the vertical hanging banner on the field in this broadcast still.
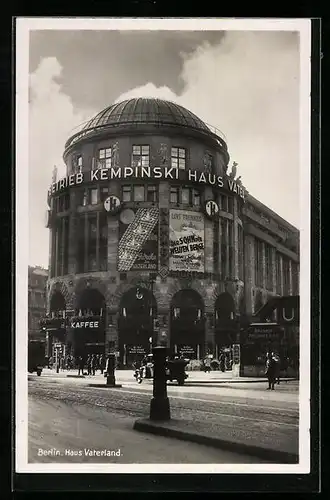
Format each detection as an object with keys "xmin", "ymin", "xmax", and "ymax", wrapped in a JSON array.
[
  {"xmin": 118, "ymin": 208, "xmax": 159, "ymax": 271},
  {"xmin": 169, "ymin": 210, "xmax": 205, "ymax": 272}
]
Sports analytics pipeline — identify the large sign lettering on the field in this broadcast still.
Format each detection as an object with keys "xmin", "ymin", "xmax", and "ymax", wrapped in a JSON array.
[
  {"xmin": 70, "ymin": 321, "xmax": 100, "ymax": 328},
  {"xmin": 169, "ymin": 210, "xmax": 205, "ymax": 273},
  {"xmin": 48, "ymin": 167, "xmax": 245, "ymax": 200}
]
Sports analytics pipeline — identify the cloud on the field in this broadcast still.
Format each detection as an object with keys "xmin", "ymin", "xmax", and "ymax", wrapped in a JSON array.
[
  {"xmin": 28, "ymin": 57, "xmax": 95, "ymax": 267},
  {"xmin": 115, "ymin": 31, "xmax": 300, "ymax": 227}
]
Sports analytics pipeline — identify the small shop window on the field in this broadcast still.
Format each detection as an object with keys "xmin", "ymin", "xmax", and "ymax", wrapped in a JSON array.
[
  {"xmin": 146, "ymin": 185, "xmax": 158, "ymax": 203},
  {"xmin": 134, "ymin": 185, "xmax": 145, "ymax": 202},
  {"xmin": 89, "ymin": 188, "xmax": 98, "ymax": 205},
  {"xmin": 181, "ymin": 186, "xmax": 190, "ymax": 204},
  {"xmin": 100, "ymin": 186, "xmax": 109, "ymax": 202},
  {"xmin": 192, "ymin": 189, "xmax": 201, "ymax": 206},
  {"xmin": 122, "ymin": 185, "xmax": 132, "ymax": 202},
  {"xmin": 170, "ymin": 186, "xmax": 179, "ymax": 204}
]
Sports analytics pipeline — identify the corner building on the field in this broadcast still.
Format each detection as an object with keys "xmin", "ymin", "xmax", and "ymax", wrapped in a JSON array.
[{"xmin": 45, "ymin": 97, "xmax": 299, "ymax": 368}]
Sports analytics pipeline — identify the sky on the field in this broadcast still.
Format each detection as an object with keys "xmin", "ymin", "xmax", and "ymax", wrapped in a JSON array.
[{"xmin": 27, "ymin": 27, "xmax": 302, "ymax": 268}]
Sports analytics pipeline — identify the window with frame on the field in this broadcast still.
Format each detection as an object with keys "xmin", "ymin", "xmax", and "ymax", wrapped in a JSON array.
[
  {"xmin": 265, "ymin": 243, "xmax": 273, "ymax": 290},
  {"xmin": 133, "ymin": 185, "xmax": 145, "ymax": 202},
  {"xmin": 291, "ymin": 261, "xmax": 299, "ymax": 295},
  {"xmin": 146, "ymin": 185, "xmax": 158, "ymax": 203},
  {"xmin": 220, "ymin": 194, "xmax": 228, "ymax": 212},
  {"xmin": 171, "ymin": 147, "xmax": 186, "ymax": 170},
  {"xmin": 192, "ymin": 189, "xmax": 201, "ymax": 206},
  {"xmin": 276, "ymin": 253, "xmax": 282, "ymax": 294},
  {"xmin": 131, "ymin": 145, "xmax": 150, "ymax": 167},
  {"xmin": 72, "ymin": 154, "xmax": 83, "ymax": 173},
  {"xmin": 98, "ymin": 147, "xmax": 112, "ymax": 168},
  {"xmin": 254, "ymin": 239, "xmax": 264, "ymax": 287},
  {"xmin": 89, "ymin": 188, "xmax": 98, "ymax": 205},
  {"xmin": 170, "ymin": 186, "xmax": 180, "ymax": 204},
  {"xmin": 122, "ymin": 185, "xmax": 132, "ymax": 202},
  {"xmin": 100, "ymin": 186, "xmax": 109, "ymax": 202},
  {"xmin": 181, "ymin": 186, "xmax": 190, "ymax": 204}
]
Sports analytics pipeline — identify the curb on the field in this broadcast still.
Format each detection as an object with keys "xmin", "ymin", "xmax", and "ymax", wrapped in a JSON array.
[
  {"xmin": 88, "ymin": 383, "xmax": 122, "ymax": 388},
  {"xmin": 133, "ymin": 418, "xmax": 298, "ymax": 464},
  {"xmin": 66, "ymin": 375, "xmax": 86, "ymax": 379}
]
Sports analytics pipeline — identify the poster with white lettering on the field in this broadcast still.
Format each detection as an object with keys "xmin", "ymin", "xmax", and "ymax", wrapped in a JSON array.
[
  {"xmin": 118, "ymin": 208, "xmax": 159, "ymax": 271},
  {"xmin": 169, "ymin": 210, "xmax": 205, "ymax": 272}
]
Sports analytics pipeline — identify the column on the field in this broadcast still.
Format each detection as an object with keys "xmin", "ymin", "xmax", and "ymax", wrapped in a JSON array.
[
  {"xmin": 68, "ymin": 191, "xmax": 78, "ymax": 275},
  {"xmin": 244, "ymin": 234, "xmax": 255, "ymax": 316},
  {"xmin": 84, "ymin": 213, "xmax": 88, "ymax": 272},
  {"xmin": 96, "ymin": 211, "xmax": 100, "ymax": 270},
  {"xmin": 204, "ymin": 309, "xmax": 215, "ymax": 356},
  {"xmin": 54, "ymin": 223, "xmax": 59, "ymax": 277},
  {"xmin": 261, "ymin": 242, "xmax": 266, "ymax": 289},
  {"xmin": 288, "ymin": 259, "xmax": 293, "ymax": 295},
  {"xmin": 279, "ymin": 255, "xmax": 284, "ymax": 296},
  {"xmin": 60, "ymin": 218, "xmax": 65, "ymax": 276},
  {"xmin": 233, "ymin": 200, "xmax": 239, "ymax": 279},
  {"xmin": 271, "ymin": 247, "xmax": 277, "ymax": 294},
  {"xmin": 204, "ymin": 218, "xmax": 214, "ymax": 273},
  {"xmin": 225, "ymin": 220, "xmax": 230, "ymax": 279}
]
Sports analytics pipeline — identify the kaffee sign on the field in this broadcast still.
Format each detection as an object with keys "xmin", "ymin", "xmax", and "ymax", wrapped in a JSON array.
[{"xmin": 48, "ymin": 166, "xmax": 245, "ymax": 200}]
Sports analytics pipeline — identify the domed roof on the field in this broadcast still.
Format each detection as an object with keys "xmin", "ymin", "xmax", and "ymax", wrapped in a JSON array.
[
  {"xmin": 65, "ymin": 97, "xmax": 229, "ymax": 151},
  {"xmin": 83, "ymin": 97, "xmax": 211, "ymax": 133}
]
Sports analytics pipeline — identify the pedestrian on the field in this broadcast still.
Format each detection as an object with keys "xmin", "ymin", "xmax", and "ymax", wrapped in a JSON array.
[
  {"xmin": 265, "ymin": 352, "xmax": 277, "ymax": 390},
  {"xmin": 87, "ymin": 354, "xmax": 92, "ymax": 375},
  {"xmin": 77, "ymin": 356, "xmax": 84, "ymax": 376},
  {"xmin": 91, "ymin": 354, "xmax": 96, "ymax": 376},
  {"xmin": 219, "ymin": 351, "xmax": 225, "ymax": 372},
  {"xmin": 99, "ymin": 354, "xmax": 104, "ymax": 374}
]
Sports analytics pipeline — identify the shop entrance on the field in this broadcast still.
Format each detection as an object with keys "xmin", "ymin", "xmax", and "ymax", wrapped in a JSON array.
[
  {"xmin": 73, "ymin": 288, "xmax": 106, "ymax": 359},
  {"xmin": 118, "ymin": 286, "xmax": 157, "ymax": 367},
  {"xmin": 170, "ymin": 289, "xmax": 205, "ymax": 359}
]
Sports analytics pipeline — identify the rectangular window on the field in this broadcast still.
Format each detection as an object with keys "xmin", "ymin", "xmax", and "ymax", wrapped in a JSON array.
[
  {"xmin": 228, "ymin": 197, "xmax": 234, "ymax": 214},
  {"xmin": 131, "ymin": 145, "xmax": 150, "ymax": 168},
  {"xmin": 192, "ymin": 189, "xmax": 201, "ymax": 206},
  {"xmin": 146, "ymin": 185, "xmax": 158, "ymax": 203},
  {"xmin": 276, "ymin": 254, "xmax": 282, "ymax": 294},
  {"xmin": 87, "ymin": 215, "xmax": 97, "ymax": 272},
  {"xmin": 220, "ymin": 218, "xmax": 227, "ymax": 279},
  {"xmin": 134, "ymin": 185, "xmax": 145, "ymax": 202},
  {"xmin": 122, "ymin": 185, "xmax": 132, "ymax": 202},
  {"xmin": 98, "ymin": 147, "xmax": 112, "ymax": 168},
  {"xmin": 220, "ymin": 194, "xmax": 228, "ymax": 212},
  {"xmin": 291, "ymin": 262, "xmax": 299, "ymax": 295},
  {"xmin": 89, "ymin": 188, "xmax": 98, "ymax": 205},
  {"xmin": 77, "ymin": 216, "xmax": 85, "ymax": 273},
  {"xmin": 265, "ymin": 244, "xmax": 273, "ymax": 290},
  {"xmin": 99, "ymin": 212, "xmax": 108, "ymax": 271},
  {"xmin": 171, "ymin": 147, "xmax": 186, "ymax": 170},
  {"xmin": 63, "ymin": 217, "xmax": 69, "ymax": 275},
  {"xmin": 64, "ymin": 193, "xmax": 70, "ymax": 211},
  {"xmin": 238, "ymin": 224, "xmax": 244, "ymax": 281},
  {"xmin": 170, "ymin": 186, "xmax": 179, "ymax": 204},
  {"xmin": 283, "ymin": 257, "xmax": 290, "ymax": 295},
  {"xmin": 82, "ymin": 189, "xmax": 88, "ymax": 206},
  {"xmin": 181, "ymin": 187, "xmax": 190, "ymax": 204},
  {"xmin": 73, "ymin": 155, "xmax": 83, "ymax": 173},
  {"xmin": 254, "ymin": 239, "xmax": 263, "ymax": 287},
  {"xmin": 100, "ymin": 186, "xmax": 109, "ymax": 202}
]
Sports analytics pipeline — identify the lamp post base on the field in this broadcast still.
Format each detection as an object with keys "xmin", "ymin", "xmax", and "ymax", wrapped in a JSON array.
[
  {"xmin": 149, "ymin": 396, "xmax": 171, "ymax": 421},
  {"xmin": 106, "ymin": 375, "xmax": 116, "ymax": 386}
]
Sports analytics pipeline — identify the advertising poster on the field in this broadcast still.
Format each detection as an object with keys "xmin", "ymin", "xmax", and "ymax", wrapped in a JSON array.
[
  {"xmin": 118, "ymin": 208, "xmax": 159, "ymax": 271},
  {"xmin": 169, "ymin": 210, "xmax": 205, "ymax": 272}
]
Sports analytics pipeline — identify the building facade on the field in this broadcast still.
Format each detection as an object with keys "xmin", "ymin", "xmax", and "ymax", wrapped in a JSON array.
[
  {"xmin": 43, "ymin": 98, "xmax": 299, "ymax": 368},
  {"xmin": 28, "ymin": 266, "xmax": 48, "ymax": 340}
]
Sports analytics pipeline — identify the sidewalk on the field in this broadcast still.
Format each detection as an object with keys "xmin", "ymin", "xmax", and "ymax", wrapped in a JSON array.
[
  {"xmin": 133, "ymin": 415, "xmax": 299, "ymax": 463},
  {"xmin": 41, "ymin": 368, "xmax": 297, "ymax": 386}
]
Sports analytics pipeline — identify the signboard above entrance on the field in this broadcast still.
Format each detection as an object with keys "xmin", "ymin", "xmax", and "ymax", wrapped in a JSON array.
[{"xmin": 48, "ymin": 167, "xmax": 245, "ymax": 200}]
